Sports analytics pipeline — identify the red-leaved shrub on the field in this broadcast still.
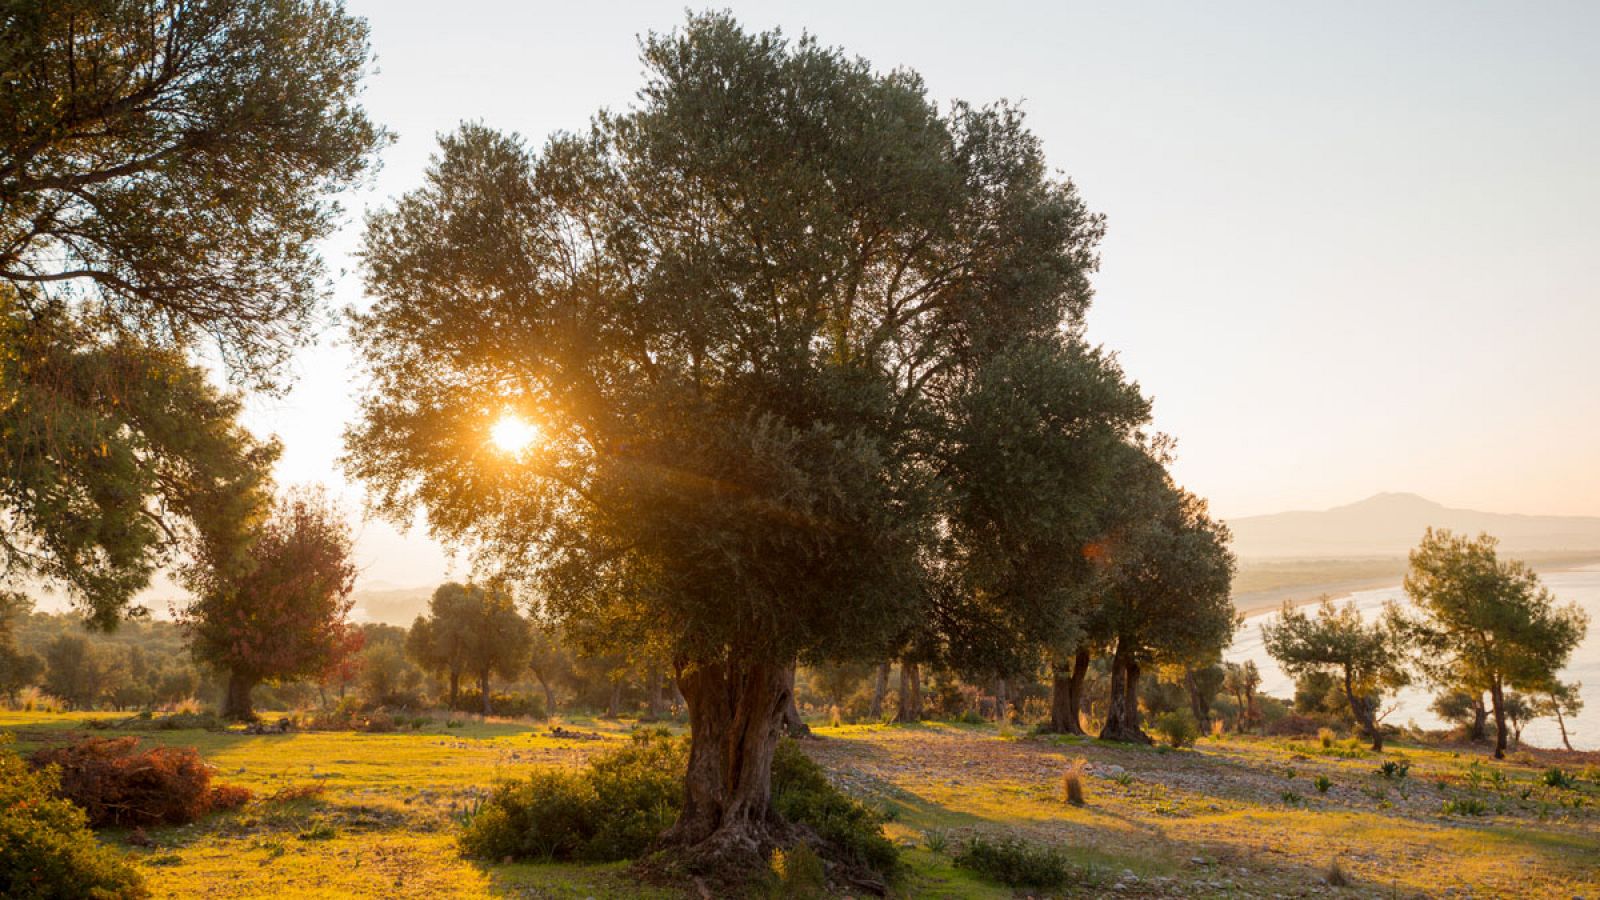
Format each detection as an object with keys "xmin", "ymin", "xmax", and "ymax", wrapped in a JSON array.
[{"xmin": 31, "ymin": 737, "xmax": 250, "ymax": 827}]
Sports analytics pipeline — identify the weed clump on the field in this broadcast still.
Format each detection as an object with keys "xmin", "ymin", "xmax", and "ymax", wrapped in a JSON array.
[
  {"xmin": 1, "ymin": 741, "xmax": 148, "ymax": 899},
  {"xmin": 31, "ymin": 737, "xmax": 251, "ymax": 827},
  {"xmin": 1325, "ymin": 857, "xmax": 1349, "ymax": 887},
  {"xmin": 1062, "ymin": 757, "xmax": 1087, "ymax": 806},
  {"xmin": 1318, "ymin": 727, "xmax": 1336, "ymax": 749},
  {"xmin": 1375, "ymin": 760, "xmax": 1409, "ymax": 780},
  {"xmin": 766, "ymin": 842, "xmax": 828, "ymax": 898},
  {"xmin": 1541, "ymin": 767, "xmax": 1576, "ymax": 789},
  {"xmin": 952, "ymin": 834, "xmax": 1073, "ymax": 890},
  {"xmin": 1313, "ymin": 774, "xmax": 1333, "ymax": 794}
]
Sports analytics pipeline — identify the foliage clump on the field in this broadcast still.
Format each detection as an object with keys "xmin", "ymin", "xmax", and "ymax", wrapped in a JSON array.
[
  {"xmin": 0, "ymin": 741, "xmax": 148, "ymax": 899},
  {"xmin": 952, "ymin": 833, "xmax": 1074, "ymax": 890},
  {"xmin": 31, "ymin": 737, "xmax": 250, "ymax": 827},
  {"xmin": 771, "ymin": 739, "xmax": 900, "ymax": 882},
  {"xmin": 1152, "ymin": 710, "xmax": 1200, "ymax": 749}
]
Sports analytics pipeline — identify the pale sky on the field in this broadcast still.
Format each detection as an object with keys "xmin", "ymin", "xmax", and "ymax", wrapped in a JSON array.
[{"xmin": 242, "ymin": 1, "xmax": 1600, "ymax": 591}]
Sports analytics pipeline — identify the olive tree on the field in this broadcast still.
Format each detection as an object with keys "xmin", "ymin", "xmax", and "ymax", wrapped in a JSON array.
[
  {"xmin": 1392, "ymin": 529, "xmax": 1588, "ymax": 759},
  {"xmin": 1262, "ymin": 597, "xmax": 1409, "ymax": 750},
  {"xmin": 346, "ymin": 13, "xmax": 1111, "ymax": 873}
]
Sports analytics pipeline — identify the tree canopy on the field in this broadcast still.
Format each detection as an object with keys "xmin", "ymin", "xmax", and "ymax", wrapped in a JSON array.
[
  {"xmin": 0, "ymin": 0, "xmax": 385, "ymax": 626},
  {"xmin": 346, "ymin": 12, "xmax": 1139, "ymax": 871},
  {"xmin": 1263, "ymin": 596, "xmax": 1409, "ymax": 750},
  {"xmin": 1393, "ymin": 528, "xmax": 1588, "ymax": 758}
]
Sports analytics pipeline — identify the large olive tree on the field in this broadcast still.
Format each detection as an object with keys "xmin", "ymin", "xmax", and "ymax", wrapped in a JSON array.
[{"xmin": 347, "ymin": 14, "xmax": 1114, "ymax": 872}]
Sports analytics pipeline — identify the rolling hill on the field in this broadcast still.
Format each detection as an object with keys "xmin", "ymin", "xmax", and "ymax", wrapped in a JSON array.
[{"xmin": 1226, "ymin": 492, "xmax": 1600, "ymax": 560}]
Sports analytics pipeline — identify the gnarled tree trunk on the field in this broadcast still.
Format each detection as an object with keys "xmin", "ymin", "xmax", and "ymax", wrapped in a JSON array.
[
  {"xmin": 895, "ymin": 659, "xmax": 922, "ymax": 723},
  {"xmin": 1468, "ymin": 694, "xmax": 1488, "ymax": 742},
  {"xmin": 663, "ymin": 657, "xmax": 793, "ymax": 874},
  {"xmin": 223, "ymin": 671, "xmax": 258, "ymax": 721},
  {"xmin": 1047, "ymin": 650, "xmax": 1090, "ymax": 734},
  {"xmin": 1099, "ymin": 641, "xmax": 1149, "ymax": 744},
  {"xmin": 1343, "ymin": 667, "xmax": 1383, "ymax": 751},
  {"xmin": 869, "ymin": 661, "xmax": 890, "ymax": 719}
]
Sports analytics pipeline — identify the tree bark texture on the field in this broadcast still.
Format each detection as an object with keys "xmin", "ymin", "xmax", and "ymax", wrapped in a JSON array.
[
  {"xmin": 1099, "ymin": 641, "xmax": 1149, "ymax": 744},
  {"xmin": 895, "ymin": 659, "xmax": 922, "ymax": 723},
  {"xmin": 663, "ymin": 658, "xmax": 793, "ymax": 874}
]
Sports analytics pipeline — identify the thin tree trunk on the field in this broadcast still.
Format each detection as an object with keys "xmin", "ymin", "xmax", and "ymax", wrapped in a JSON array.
[
  {"xmin": 222, "ymin": 671, "xmax": 258, "ymax": 722},
  {"xmin": 993, "ymin": 677, "xmax": 1009, "ymax": 723},
  {"xmin": 780, "ymin": 665, "xmax": 810, "ymax": 737},
  {"xmin": 1490, "ymin": 680, "xmax": 1508, "ymax": 760},
  {"xmin": 1184, "ymin": 668, "xmax": 1210, "ymax": 728},
  {"xmin": 647, "ymin": 666, "xmax": 666, "ymax": 720},
  {"xmin": 869, "ymin": 661, "xmax": 890, "ymax": 719},
  {"xmin": 1469, "ymin": 694, "xmax": 1488, "ymax": 742},
  {"xmin": 448, "ymin": 669, "xmax": 460, "ymax": 709},
  {"xmin": 606, "ymin": 677, "xmax": 622, "ymax": 717},
  {"xmin": 480, "ymin": 669, "xmax": 492, "ymax": 717},
  {"xmin": 1100, "ymin": 641, "xmax": 1149, "ymax": 744},
  {"xmin": 1555, "ymin": 707, "xmax": 1574, "ymax": 752},
  {"xmin": 895, "ymin": 659, "xmax": 922, "ymax": 723},
  {"xmin": 533, "ymin": 669, "xmax": 557, "ymax": 715},
  {"xmin": 663, "ymin": 657, "xmax": 792, "ymax": 874}
]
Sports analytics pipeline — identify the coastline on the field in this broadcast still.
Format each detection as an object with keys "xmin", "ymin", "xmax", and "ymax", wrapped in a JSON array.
[{"xmin": 1232, "ymin": 554, "xmax": 1600, "ymax": 621}]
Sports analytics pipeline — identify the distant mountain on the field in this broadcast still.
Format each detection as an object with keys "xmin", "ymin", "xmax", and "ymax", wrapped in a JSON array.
[{"xmin": 1226, "ymin": 493, "xmax": 1600, "ymax": 559}]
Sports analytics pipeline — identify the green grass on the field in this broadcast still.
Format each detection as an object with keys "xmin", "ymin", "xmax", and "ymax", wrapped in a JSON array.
[{"xmin": 4, "ymin": 709, "xmax": 1597, "ymax": 898}]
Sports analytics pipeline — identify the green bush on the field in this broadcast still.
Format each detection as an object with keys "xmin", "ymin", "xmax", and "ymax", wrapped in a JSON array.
[
  {"xmin": 952, "ymin": 834, "xmax": 1071, "ymax": 890},
  {"xmin": 459, "ymin": 733, "xmax": 899, "ymax": 884},
  {"xmin": 1375, "ymin": 760, "xmax": 1410, "ymax": 780},
  {"xmin": 1151, "ymin": 710, "xmax": 1199, "ymax": 749},
  {"xmin": 771, "ymin": 739, "xmax": 900, "ymax": 881},
  {"xmin": 459, "ymin": 728, "xmax": 683, "ymax": 862},
  {"xmin": 1313, "ymin": 775, "xmax": 1332, "ymax": 794},
  {"xmin": 0, "ymin": 743, "xmax": 147, "ymax": 899}
]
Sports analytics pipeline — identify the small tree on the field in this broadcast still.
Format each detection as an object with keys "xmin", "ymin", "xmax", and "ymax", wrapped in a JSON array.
[
  {"xmin": 42, "ymin": 634, "xmax": 117, "ymax": 710},
  {"xmin": 407, "ymin": 583, "xmax": 531, "ymax": 716},
  {"xmin": 1393, "ymin": 529, "xmax": 1588, "ymax": 759},
  {"xmin": 1223, "ymin": 661, "xmax": 1262, "ymax": 732},
  {"xmin": 182, "ymin": 488, "xmax": 361, "ymax": 720},
  {"xmin": 1530, "ymin": 681, "xmax": 1583, "ymax": 752},
  {"xmin": 1262, "ymin": 597, "xmax": 1409, "ymax": 750}
]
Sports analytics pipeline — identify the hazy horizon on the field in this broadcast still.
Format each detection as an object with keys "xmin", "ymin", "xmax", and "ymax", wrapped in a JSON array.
[{"xmin": 226, "ymin": 1, "xmax": 1598, "ymax": 590}]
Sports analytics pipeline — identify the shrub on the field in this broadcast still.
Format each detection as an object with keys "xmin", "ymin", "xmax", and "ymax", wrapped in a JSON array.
[
  {"xmin": 1264, "ymin": 714, "xmax": 1326, "ymax": 737},
  {"xmin": 767, "ymin": 842, "xmax": 828, "ymax": 898},
  {"xmin": 31, "ymin": 737, "xmax": 249, "ymax": 828},
  {"xmin": 1542, "ymin": 767, "xmax": 1576, "ymax": 790},
  {"xmin": 772, "ymin": 739, "xmax": 900, "ymax": 881},
  {"xmin": 1, "ymin": 742, "xmax": 148, "ymax": 899},
  {"xmin": 1152, "ymin": 710, "xmax": 1199, "ymax": 749},
  {"xmin": 1313, "ymin": 775, "xmax": 1332, "ymax": 794},
  {"xmin": 1318, "ymin": 728, "xmax": 1336, "ymax": 749},
  {"xmin": 1442, "ymin": 797, "xmax": 1487, "ymax": 816},
  {"xmin": 459, "ymin": 729, "xmax": 683, "ymax": 862},
  {"xmin": 451, "ymin": 690, "xmax": 546, "ymax": 719},
  {"xmin": 952, "ymin": 834, "xmax": 1071, "ymax": 890}
]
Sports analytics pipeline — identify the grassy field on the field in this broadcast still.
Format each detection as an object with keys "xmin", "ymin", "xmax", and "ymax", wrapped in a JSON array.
[{"xmin": 4, "ymin": 710, "xmax": 1598, "ymax": 898}]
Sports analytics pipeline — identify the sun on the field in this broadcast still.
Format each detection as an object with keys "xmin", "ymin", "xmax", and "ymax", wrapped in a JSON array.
[{"xmin": 489, "ymin": 414, "xmax": 540, "ymax": 455}]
